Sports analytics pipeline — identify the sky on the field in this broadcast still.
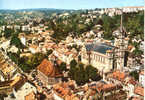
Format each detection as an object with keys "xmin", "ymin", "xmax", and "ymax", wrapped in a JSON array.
[{"xmin": 0, "ymin": 0, "xmax": 144, "ymax": 10}]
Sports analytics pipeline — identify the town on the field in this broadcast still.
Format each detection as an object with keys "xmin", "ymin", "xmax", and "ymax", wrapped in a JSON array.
[{"xmin": 0, "ymin": 6, "xmax": 144, "ymax": 100}]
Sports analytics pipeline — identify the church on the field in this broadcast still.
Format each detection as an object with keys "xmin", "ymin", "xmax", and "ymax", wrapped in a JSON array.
[
  {"xmin": 81, "ymin": 14, "xmax": 129, "ymax": 73},
  {"xmin": 81, "ymin": 42, "xmax": 115, "ymax": 73}
]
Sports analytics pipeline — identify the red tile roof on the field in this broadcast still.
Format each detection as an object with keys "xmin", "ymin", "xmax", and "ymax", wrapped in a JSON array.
[
  {"xmin": 134, "ymin": 86, "xmax": 144, "ymax": 96},
  {"xmin": 131, "ymin": 97, "xmax": 142, "ymax": 100},
  {"xmin": 97, "ymin": 84, "xmax": 122, "ymax": 93},
  {"xmin": 112, "ymin": 70, "xmax": 126, "ymax": 81},
  {"xmin": 140, "ymin": 70, "xmax": 144, "ymax": 75},
  {"xmin": 37, "ymin": 59, "xmax": 62, "ymax": 77},
  {"xmin": 125, "ymin": 77, "xmax": 137, "ymax": 85},
  {"xmin": 25, "ymin": 91, "xmax": 36, "ymax": 100}
]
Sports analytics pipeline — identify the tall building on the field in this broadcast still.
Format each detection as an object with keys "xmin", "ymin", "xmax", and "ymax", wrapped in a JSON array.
[{"xmin": 114, "ymin": 14, "xmax": 129, "ymax": 71}]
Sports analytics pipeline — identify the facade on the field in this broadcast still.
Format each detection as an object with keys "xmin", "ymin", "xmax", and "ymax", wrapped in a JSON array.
[
  {"xmin": 113, "ymin": 28, "xmax": 129, "ymax": 71},
  {"xmin": 13, "ymin": 82, "xmax": 37, "ymax": 100},
  {"xmin": 139, "ymin": 70, "xmax": 144, "ymax": 87},
  {"xmin": 37, "ymin": 59, "xmax": 62, "ymax": 85},
  {"xmin": 81, "ymin": 42, "xmax": 114, "ymax": 73}
]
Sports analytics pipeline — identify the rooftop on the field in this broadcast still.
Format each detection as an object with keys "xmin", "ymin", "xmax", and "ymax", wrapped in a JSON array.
[
  {"xmin": 85, "ymin": 42, "xmax": 114, "ymax": 54},
  {"xmin": 96, "ymin": 83, "xmax": 122, "ymax": 93},
  {"xmin": 25, "ymin": 91, "xmax": 36, "ymax": 100},
  {"xmin": 140, "ymin": 70, "xmax": 144, "ymax": 75},
  {"xmin": 37, "ymin": 59, "xmax": 62, "ymax": 77},
  {"xmin": 109, "ymin": 70, "xmax": 127, "ymax": 82},
  {"xmin": 134, "ymin": 86, "xmax": 144, "ymax": 96}
]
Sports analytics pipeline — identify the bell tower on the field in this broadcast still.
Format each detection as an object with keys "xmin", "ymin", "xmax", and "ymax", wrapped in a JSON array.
[{"xmin": 114, "ymin": 11, "xmax": 127, "ymax": 71}]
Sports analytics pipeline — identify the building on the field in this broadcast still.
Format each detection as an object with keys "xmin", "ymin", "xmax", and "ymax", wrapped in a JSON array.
[
  {"xmin": 12, "ymin": 82, "xmax": 37, "ymax": 100},
  {"xmin": 24, "ymin": 91, "xmax": 38, "ymax": 100},
  {"xmin": 0, "ymin": 74, "xmax": 27, "ymax": 96},
  {"xmin": 0, "ymin": 80, "xmax": 13, "ymax": 95},
  {"xmin": 139, "ymin": 70, "xmax": 144, "ymax": 87},
  {"xmin": 134, "ymin": 86, "xmax": 144, "ymax": 100},
  {"xmin": 81, "ymin": 14, "xmax": 128, "ymax": 73},
  {"xmin": 19, "ymin": 33, "xmax": 26, "ymax": 46},
  {"xmin": 81, "ymin": 42, "xmax": 115, "ymax": 73},
  {"xmin": 37, "ymin": 59, "xmax": 62, "ymax": 85}
]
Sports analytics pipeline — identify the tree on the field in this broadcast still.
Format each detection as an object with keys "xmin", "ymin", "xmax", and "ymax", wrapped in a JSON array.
[
  {"xmin": 4, "ymin": 27, "xmax": 14, "ymax": 38},
  {"xmin": 7, "ymin": 52, "xmax": 19, "ymax": 64},
  {"xmin": 70, "ymin": 59, "xmax": 77, "ymax": 68},
  {"xmin": 78, "ymin": 55, "xmax": 81, "ymax": 62},
  {"xmin": 129, "ymin": 71, "xmax": 139, "ymax": 81},
  {"xmin": 86, "ymin": 65, "xmax": 101, "ymax": 81},
  {"xmin": 46, "ymin": 49, "xmax": 53, "ymax": 56},
  {"xmin": 59, "ymin": 62, "xmax": 67, "ymax": 72},
  {"xmin": 68, "ymin": 61, "xmax": 101, "ymax": 86},
  {"xmin": 10, "ymin": 34, "xmax": 24, "ymax": 49},
  {"xmin": 17, "ymin": 53, "xmax": 47, "ymax": 72}
]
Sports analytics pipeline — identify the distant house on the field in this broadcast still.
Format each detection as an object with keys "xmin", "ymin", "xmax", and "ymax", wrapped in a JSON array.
[
  {"xmin": 19, "ymin": 33, "xmax": 26, "ymax": 46},
  {"xmin": 13, "ymin": 82, "xmax": 37, "ymax": 100},
  {"xmin": 0, "ymin": 74, "xmax": 27, "ymax": 97},
  {"xmin": 124, "ymin": 76, "xmax": 137, "ymax": 97},
  {"xmin": 29, "ymin": 45, "xmax": 39, "ymax": 54},
  {"xmin": 96, "ymin": 83, "xmax": 125, "ymax": 100},
  {"xmin": 139, "ymin": 70, "xmax": 144, "ymax": 87},
  {"xmin": 37, "ymin": 59, "xmax": 62, "ymax": 85},
  {"xmin": 25, "ymin": 91, "xmax": 37, "ymax": 100},
  {"xmin": 134, "ymin": 86, "xmax": 144, "ymax": 99},
  {"xmin": 0, "ymin": 80, "xmax": 13, "ymax": 95}
]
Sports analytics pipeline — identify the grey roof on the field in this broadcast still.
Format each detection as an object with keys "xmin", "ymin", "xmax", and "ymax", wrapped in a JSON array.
[{"xmin": 85, "ymin": 43, "xmax": 114, "ymax": 54}]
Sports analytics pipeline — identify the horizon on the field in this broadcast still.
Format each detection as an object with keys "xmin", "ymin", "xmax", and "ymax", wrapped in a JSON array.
[
  {"xmin": 0, "ymin": 5, "xmax": 144, "ymax": 11},
  {"xmin": 0, "ymin": 0, "xmax": 144, "ymax": 10}
]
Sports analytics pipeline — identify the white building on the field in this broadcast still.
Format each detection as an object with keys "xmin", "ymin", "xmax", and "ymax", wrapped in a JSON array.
[
  {"xmin": 12, "ymin": 82, "xmax": 37, "ymax": 100},
  {"xmin": 81, "ymin": 42, "xmax": 114, "ymax": 73},
  {"xmin": 139, "ymin": 70, "xmax": 144, "ymax": 87}
]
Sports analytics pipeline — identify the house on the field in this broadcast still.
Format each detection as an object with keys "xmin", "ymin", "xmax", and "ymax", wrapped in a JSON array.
[
  {"xmin": 29, "ymin": 45, "xmax": 39, "ymax": 54},
  {"xmin": 53, "ymin": 81, "xmax": 79, "ymax": 100},
  {"xmin": 22, "ymin": 25, "xmax": 30, "ymax": 31},
  {"xmin": 134, "ymin": 86, "xmax": 144, "ymax": 100},
  {"xmin": 0, "ymin": 55, "xmax": 18, "ymax": 81},
  {"xmin": 105, "ymin": 70, "xmax": 127, "ymax": 84},
  {"xmin": 8, "ymin": 46, "xmax": 18, "ymax": 53},
  {"xmin": 139, "ymin": 70, "xmax": 144, "ymax": 87},
  {"xmin": 37, "ymin": 59, "xmax": 62, "ymax": 85},
  {"xmin": 12, "ymin": 82, "xmax": 37, "ymax": 100},
  {"xmin": 0, "ymin": 80, "xmax": 13, "ymax": 95},
  {"xmin": 25, "ymin": 91, "xmax": 37, "ymax": 100},
  {"xmin": 19, "ymin": 33, "xmax": 26, "ymax": 46},
  {"xmin": 0, "ymin": 74, "xmax": 27, "ymax": 97},
  {"xmin": 96, "ymin": 83, "xmax": 126, "ymax": 100},
  {"xmin": 124, "ymin": 76, "xmax": 137, "ymax": 97}
]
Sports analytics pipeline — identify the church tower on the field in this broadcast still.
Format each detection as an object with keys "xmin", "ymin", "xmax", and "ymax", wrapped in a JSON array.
[{"xmin": 114, "ymin": 12, "xmax": 128, "ymax": 71}]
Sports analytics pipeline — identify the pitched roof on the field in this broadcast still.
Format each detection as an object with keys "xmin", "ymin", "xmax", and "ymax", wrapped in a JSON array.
[
  {"xmin": 134, "ymin": 86, "xmax": 144, "ymax": 96},
  {"xmin": 112, "ymin": 70, "xmax": 126, "ymax": 81},
  {"xmin": 37, "ymin": 59, "xmax": 62, "ymax": 77},
  {"xmin": 25, "ymin": 91, "xmax": 36, "ymax": 100},
  {"xmin": 96, "ymin": 83, "xmax": 122, "ymax": 93},
  {"xmin": 85, "ymin": 43, "xmax": 114, "ymax": 54},
  {"xmin": 140, "ymin": 70, "xmax": 144, "ymax": 75},
  {"xmin": 124, "ymin": 76, "xmax": 137, "ymax": 85},
  {"xmin": 131, "ymin": 97, "xmax": 142, "ymax": 100}
]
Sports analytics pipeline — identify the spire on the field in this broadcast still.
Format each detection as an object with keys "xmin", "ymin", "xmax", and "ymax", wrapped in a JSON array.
[{"xmin": 120, "ymin": 10, "xmax": 123, "ymax": 33}]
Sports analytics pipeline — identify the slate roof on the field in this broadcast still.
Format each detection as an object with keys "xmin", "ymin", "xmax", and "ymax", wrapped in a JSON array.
[{"xmin": 85, "ymin": 43, "xmax": 114, "ymax": 54}]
